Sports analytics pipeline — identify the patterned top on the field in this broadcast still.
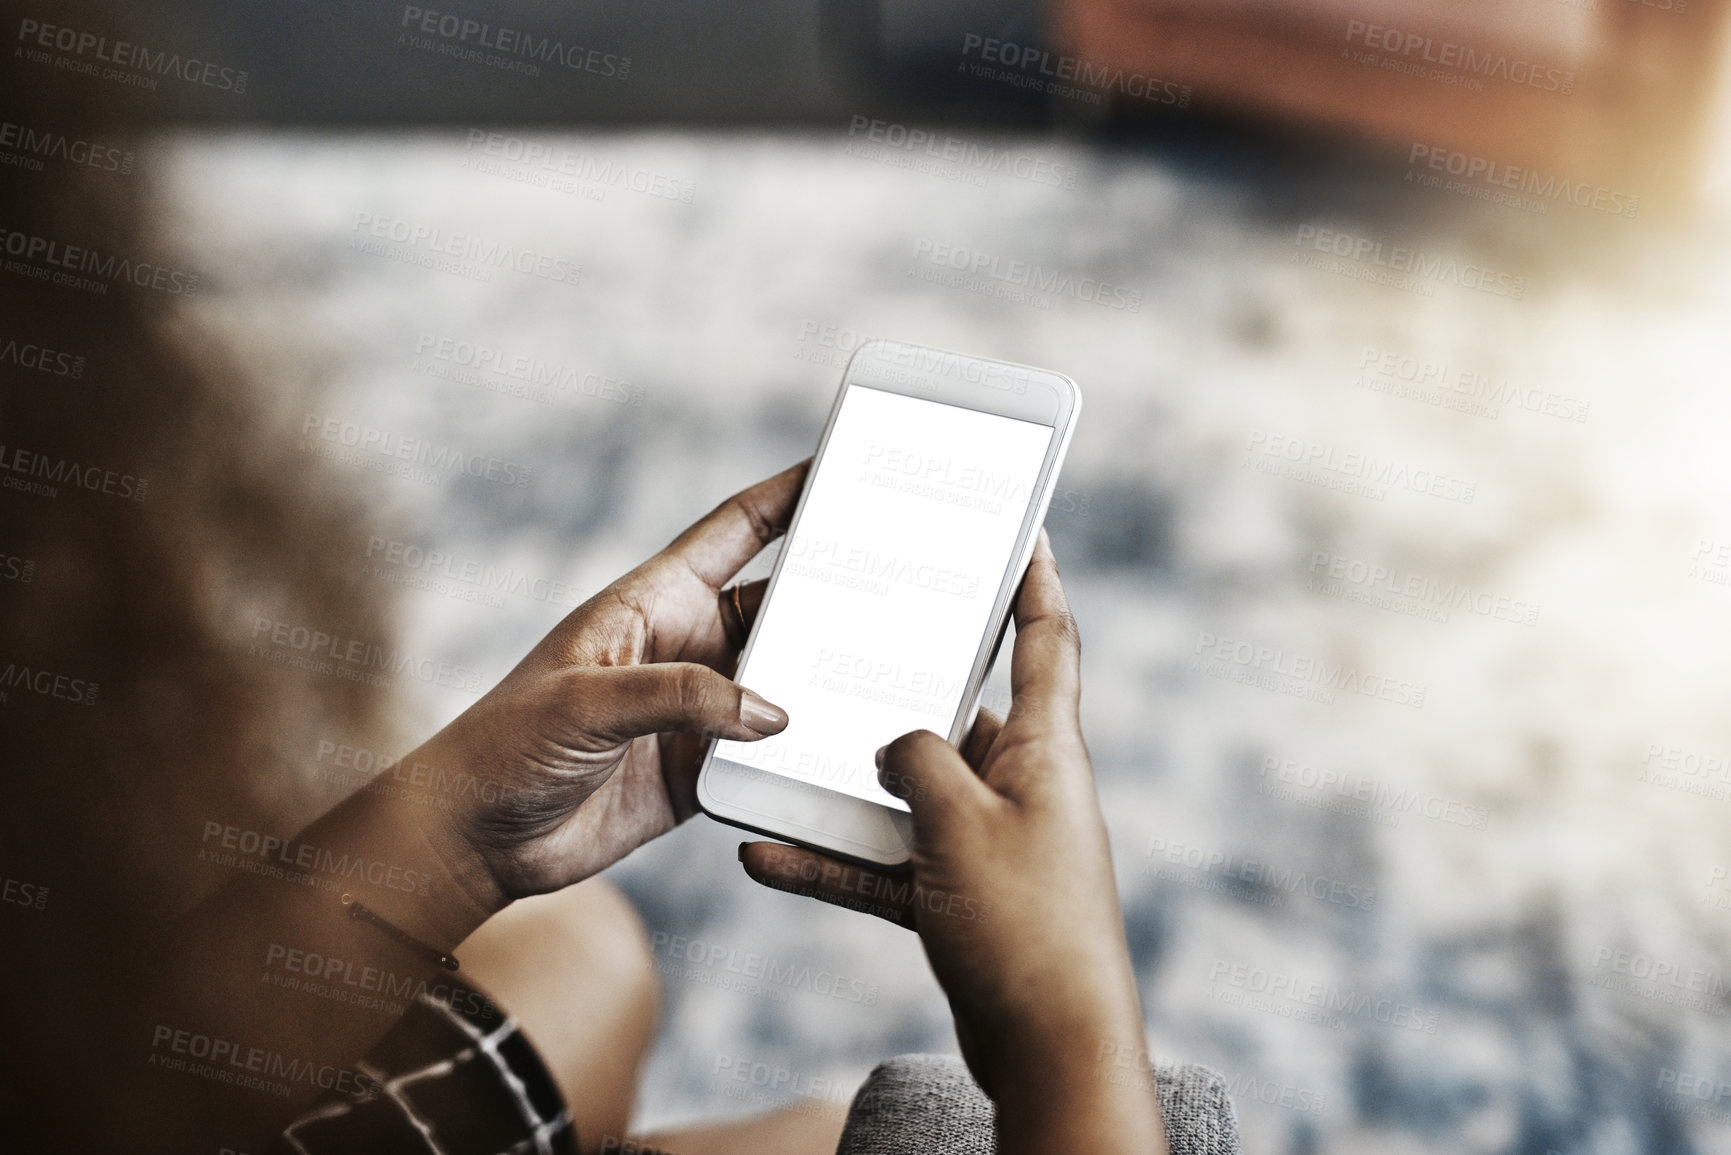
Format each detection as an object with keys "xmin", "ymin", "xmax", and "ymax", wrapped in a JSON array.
[{"xmin": 277, "ymin": 984, "xmax": 578, "ymax": 1155}]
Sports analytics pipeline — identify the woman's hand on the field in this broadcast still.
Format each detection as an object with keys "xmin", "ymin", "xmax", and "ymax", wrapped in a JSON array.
[
  {"xmin": 739, "ymin": 532, "xmax": 1167, "ymax": 1155},
  {"xmin": 413, "ymin": 461, "xmax": 807, "ymax": 914},
  {"xmin": 131, "ymin": 465, "xmax": 809, "ymax": 1151}
]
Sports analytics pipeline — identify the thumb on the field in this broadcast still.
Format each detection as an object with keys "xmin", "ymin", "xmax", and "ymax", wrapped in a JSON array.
[
  {"xmin": 557, "ymin": 663, "xmax": 788, "ymax": 747},
  {"xmin": 878, "ymin": 730, "xmax": 995, "ymax": 846}
]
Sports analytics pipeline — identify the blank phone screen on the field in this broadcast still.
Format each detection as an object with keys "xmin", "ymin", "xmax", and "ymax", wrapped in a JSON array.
[{"xmin": 714, "ymin": 384, "xmax": 1053, "ymax": 811}]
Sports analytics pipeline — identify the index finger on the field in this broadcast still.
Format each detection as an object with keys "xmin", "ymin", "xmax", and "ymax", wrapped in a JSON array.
[
  {"xmin": 1007, "ymin": 529, "xmax": 1082, "ymax": 730},
  {"xmin": 738, "ymin": 841, "xmax": 916, "ymax": 929},
  {"xmin": 656, "ymin": 460, "xmax": 809, "ymax": 589}
]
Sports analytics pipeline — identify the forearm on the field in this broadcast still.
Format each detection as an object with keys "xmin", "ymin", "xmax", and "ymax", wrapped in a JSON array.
[
  {"xmin": 128, "ymin": 774, "xmax": 503, "ymax": 1147},
  {"xmin": 993, "ymin": 1029, "xmax": 1168, "ymax": 1155},
  {"xmin": 969, "ymin": 967, "xmax": 1168, "ymax": 1155},
  {"xmin": 1000, "ymin": 1089, "xmax": 1166, "ymax": 1155}
]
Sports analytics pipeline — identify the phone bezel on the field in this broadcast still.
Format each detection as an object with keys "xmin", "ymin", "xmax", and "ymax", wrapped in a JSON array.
[{"xmin": 696, "ymin": 338, "xmax": 1081, "ymax": 868}]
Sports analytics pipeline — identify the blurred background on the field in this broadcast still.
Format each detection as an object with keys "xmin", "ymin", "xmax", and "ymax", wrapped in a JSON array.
[{"xmin": 12, "ymin": 1, "xmax": 1731, "ymax": 1151}]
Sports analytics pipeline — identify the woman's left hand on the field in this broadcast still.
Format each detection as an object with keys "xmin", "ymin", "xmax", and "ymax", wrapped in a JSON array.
[{"xmin": 411, "ymin": 461, "xmax": 806, "ymax": 911}]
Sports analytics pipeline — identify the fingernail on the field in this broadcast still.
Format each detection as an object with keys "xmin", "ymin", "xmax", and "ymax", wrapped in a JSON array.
[
  {"xmin": 739, "ymin": 689, "xmax": 788, "ymax": 735},
  {"xmin": 874, "ymin": 745, "xmax": 887, "ymax": 769},
  {"xmin": 738, "ymin": 842, "xmax": 749, "ymax": 863}
]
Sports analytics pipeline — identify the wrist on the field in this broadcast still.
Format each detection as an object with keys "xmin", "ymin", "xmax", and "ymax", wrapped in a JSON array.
[
  {"xmin": 953, "ymin": 959, "xmax": 1149, "ymax": 1095},
  {"xmin": 983, "ymin": 1015, "xmax": 1164, "ymax": 1155},
  {"xmin": 403, "ymin": 789, "xmax": 510, "ymax": 942},
  {"xmin": 303, "ymin": 776, "xmax": 506, "ymax": 955},
  {"xmin": 401, "ymin": 733, "xmax": 523, "ymax": 917},
  {"xmin": 996, "ymin": 1076, "xmax": 1165, "ymax": 1155},
  {"xmin": 968, "ymin": 1011, "xmax": 1142, "ymax": 1093}
]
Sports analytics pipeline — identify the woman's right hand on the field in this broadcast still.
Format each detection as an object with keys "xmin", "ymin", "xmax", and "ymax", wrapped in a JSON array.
[{"xmin": 740, "ymin": 532, "xmax": 1167, "ymax": 1155}]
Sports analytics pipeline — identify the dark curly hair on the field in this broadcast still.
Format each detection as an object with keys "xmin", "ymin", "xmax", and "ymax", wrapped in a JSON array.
[{"xmin": 0, "ymin": 4, "xmax": 395, "ymax": 1146}]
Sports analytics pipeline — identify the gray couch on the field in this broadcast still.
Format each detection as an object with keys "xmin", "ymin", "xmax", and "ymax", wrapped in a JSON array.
[{"xmin": 836, "ymin": 1054, "xmax": 1242, "ymax": 1155}]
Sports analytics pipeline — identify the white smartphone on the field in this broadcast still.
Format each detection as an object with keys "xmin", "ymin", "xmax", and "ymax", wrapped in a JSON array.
[{"xmin": 697, "ymin": 339, "xmax": 1081, "ymax": 868}]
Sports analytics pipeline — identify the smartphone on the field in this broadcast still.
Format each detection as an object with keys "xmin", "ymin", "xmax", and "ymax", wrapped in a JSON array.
[{"xmin": 697, "ymin": 339, "xmax": 1080, "ymax": 868}]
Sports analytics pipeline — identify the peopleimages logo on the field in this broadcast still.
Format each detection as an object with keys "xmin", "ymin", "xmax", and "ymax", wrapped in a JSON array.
[
  {"xmin": 1244, "ymin": 429, "xmax": 1477, "ymax": 505},
  {"xmin": 0, "ymin": 227, "xmax": 199, "ymax": 296},
  {"xmin": 1223, "ymin": 1072, "xmax": 1327, "ymax": 1117},
  {"xmin": 1407, "ymin": 143, "xmax": 1638, "ymax": 219},
  {"xmin": 649, "ymin": 931, "xmax": 880, "ymax": 1006},
  {"xmin": 363, "ymin": 535, "xmax": 589, "ymax": 609},
  {"xmin": 911, "ymin": 238, "xmax": 1141, "ymax": 312},
  {"xmin": 1192, "ymin": 629, "xmax": 1428, "ymax": 709},
  {"xmin": 960, "ymin": 34, "xmax": 1191, "ymax": 107},
  {"xmin": 863, "ymin": 443, "xmax": 1031, "ymax": 503},
  {"xmin": 1343, "ymin": 20, "xmax": 1573, "ymax": 94},
  {"xmin": 263, "ymin": 942, "xmax": 497, "ymax": 1020},
  {"xmin": 1307, "ymin": 550, "xmax": 1540, "ymax": 627},
  {"xmin": 1356, "ymin": 345, "xmax": 1589, "ymax": 423},
  {"xmin": 461, "ymin": 131, "xmax": 692, "ymax": 203},
  {"xmin": 300, "ymin": 413, "xmax": 534, "ymax": 490},
  {"xmin": 398, "ymin": 5, "xmax": 630, "ymax": 79},
  {"xmin": 313, "ymin": 738, "xmax": 523, "ymax": 808},
  {"xmin": 0, "ymin": 659, "xmax": 99, "ymax": 706},
  {"xmin": 0, "ymin": 333, "xmax": 86, "ymax": 378},
  {"xmin": 0, "ymin": 442, "xmax": 149, "ymax": 502},
  {"xmin": 349, "ymin": 212, "xmax": 581, "ymax": 287},
  {"xmin": 785, "ymin": 534, "xmax": 984, "ymax": 599},
  {"xmin": 1145, "ymin": 836, "xmax": 1377, "ymax": 910},
  {"xmin": 413, "ymin": 332, "xmax": 642, "ymax": 407},
  {"xmin": 807, "ymin": 649, "xmax": 960, "ymax": 720},
  {"xmin": 0, "ymin": 120, "xmax": 133, "ymax": 175},
  {"xmin": 15, "ymin": 18, "xmax": 250, "ymax": 92},
  {"xmin": 2, "ymin": 873, "xmax": 49, "ymax": 911},
  {"xmin": 249, "ymin": 614, "xmax": 484, "ymax": 693},
  {"xmin": 844, "ymin": 115, "xmax": 1078, "ymax": 189},
  {"xmin": 1655, "ymin": 1068, "xmax": 1731, "ymax": 1116},
  {"xmin": 199, "ymin": 820, "xmax": 434, "ymax": 896},
  {"xmin": 1588, "ymin": 946, "xmax": 1731, "ymax": 1009},
  {"xmin": 869, "ymin": 340, "xmax": 1036, "ymax": 393},
  {"xmin": 710, "ymin": 1053, "xmax": 856, "ymax": 1116},
  {"xmin": 1207, "ymin": 959, "xmax": 1441, "ymax": 1033},
  {"xmin": 149, "ymin": 1024, "xmax": 371, "ymax": 1099},
  {"xmin": 1258, "ymin": 755, "xmax": 1489, "ymax": 830},
  {"xmin": 1293, "ymin": 225, "xmax": 1526, "ymax": 299}
]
